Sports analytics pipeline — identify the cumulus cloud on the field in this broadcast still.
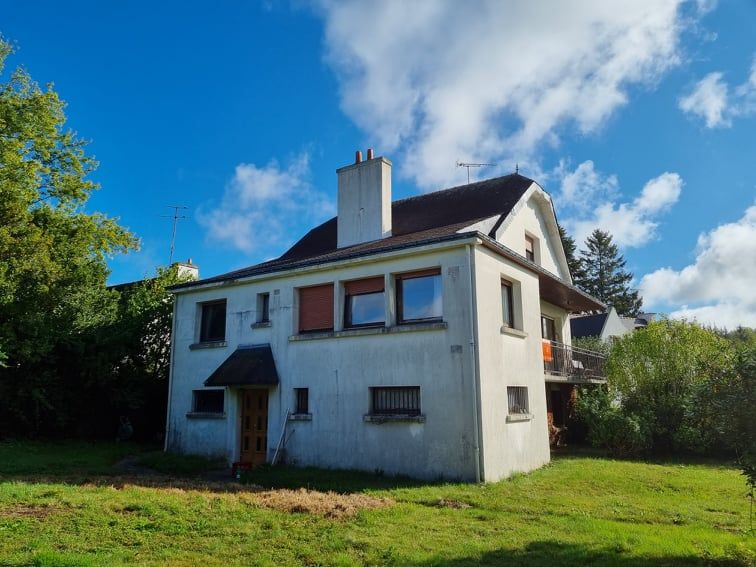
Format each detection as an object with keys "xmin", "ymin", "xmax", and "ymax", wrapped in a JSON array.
[
  {"xmin": 679, "ymin": 55, "xmax": 756, "ymax": 127},
  {"xmin": 197, "ymin": 154, "xmax": 334, "ymax": 254},
  {"xmin": 317, "ymin": 0, "xmax": 695, "ymax": 189},
  {"xmin": 556, "ymin": 161, "xmax": 682, "ymax": 248},
  {"xmin": 640, "ymin": 206, "xmax": 756, "ymax": 329}
]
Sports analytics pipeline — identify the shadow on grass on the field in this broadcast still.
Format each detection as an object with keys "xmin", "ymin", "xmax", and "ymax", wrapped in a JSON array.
[
  {"xmin": 409, "ymin": 540, "xmax": 751, "ymax": 567},
  {"xmin": 551, "ymin": 444, "xmax": 739, "ymax": 470}
]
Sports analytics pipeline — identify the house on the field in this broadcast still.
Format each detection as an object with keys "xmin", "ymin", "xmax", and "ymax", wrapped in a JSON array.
[
  {"xmin": 165, "ymin": 151, "xmax": 606, "ymax": 482},
  {"xmin": 570, "ymin": 307, "xmax": 631, "ymax": 343}
]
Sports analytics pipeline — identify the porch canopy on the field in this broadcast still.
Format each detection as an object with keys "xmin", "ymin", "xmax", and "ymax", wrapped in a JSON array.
[{"xmin": 204, "ymin": 344, "xmax": 279, "ymax": 387}]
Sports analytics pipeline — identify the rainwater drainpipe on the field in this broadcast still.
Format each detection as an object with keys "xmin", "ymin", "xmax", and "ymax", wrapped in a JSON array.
[{"xmin": 466, "ymin": 242, "xmax": 484, "ymax": 483}]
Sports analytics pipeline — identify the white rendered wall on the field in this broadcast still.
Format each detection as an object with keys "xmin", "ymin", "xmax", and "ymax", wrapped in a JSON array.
[
  {"xmin": 473, "ymin": 246, "xmax": 551, "ymax": 481},
  {"xmin": 167, "ymin": 246, "xmax": 480, "ymax": 481},
  {"xmin": 336, "ymin": 157, "xmax": 392, "ymax": 248}
]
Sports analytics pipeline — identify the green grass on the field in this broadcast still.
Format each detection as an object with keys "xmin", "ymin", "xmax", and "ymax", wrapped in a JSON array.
[
  {"xmin": 0, "ymin": 441, "xmax": 753, "ymax": 566},
  {"xmin": 135, "ymin": 452, "xmax": 225, "ymax": 476}
]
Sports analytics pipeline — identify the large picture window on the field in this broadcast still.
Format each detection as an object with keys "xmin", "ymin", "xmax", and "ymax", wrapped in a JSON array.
[
  {"xmin": 199, "ymin": 300, "xmax": 227, "ymax": 342},
  {"xmin": 396, "ymin": 269, "xmax": 442, "ymax": 324},
  {"xmin": 344, "ymin": 277, "xmax": 385, "ymax": 328}
]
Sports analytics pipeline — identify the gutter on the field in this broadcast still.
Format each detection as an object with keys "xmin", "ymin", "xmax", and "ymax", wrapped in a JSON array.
[
  {"xmin": 466, "ymin": 243, "xmax": 484, "ymax": 483},
  {"xmin": 163, "ymin": 294, "xmax": 179, "ymax": 452}
]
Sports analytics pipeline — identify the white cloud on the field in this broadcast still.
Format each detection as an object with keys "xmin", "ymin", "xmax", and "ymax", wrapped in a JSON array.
[
  {"xmin": 678, "ymin": 72, "xmax": 729, "ymax": 127},
  {"xmin": 640, "ymin": 206, "xmax": 756, "ymax": 329},
  {"xmin": 197, "ymin": 154, "xmax": 334, "ymax": 254},
  {"xmin": 679, "ymin": 55, "xmax": 756, "ymax": 128},
  {"xmin": 557, "ymin": 162, "xmax": 683, "ymax": 248},
  {"xmin": 317, "ymin": 0, "xmax": 695, "ymax": 189}
]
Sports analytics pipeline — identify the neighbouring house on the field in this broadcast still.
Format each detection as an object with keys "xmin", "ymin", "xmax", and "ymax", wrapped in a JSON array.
[
  {"xmin": 165, "ymin": 151, "xmax": 606, "ymax": 482},
  {"xmin": 570, "ymin": 307, "xmax": 631, "ymax": 343}
]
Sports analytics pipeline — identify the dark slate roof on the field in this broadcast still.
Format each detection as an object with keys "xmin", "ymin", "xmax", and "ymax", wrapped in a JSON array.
[
  {"xmin": 204, "ymin": 344, "xmax": 279, "ymax": 387},
  {"xmin": 570, "ymin": 313, "xmax": 609, "ymax": 338},
  {"xmin": 174, "ymin": 174, "xmax": 534, "ymax": 290}
]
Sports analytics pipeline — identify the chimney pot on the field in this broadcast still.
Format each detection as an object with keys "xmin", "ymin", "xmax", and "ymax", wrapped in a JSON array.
[
  {"xmin": 367, "ymin": 148, "xmax": 374, "ymax": 160},
  {"xmin": 355, "ymin": 150, "xmax": 362, "ymax": 164}
]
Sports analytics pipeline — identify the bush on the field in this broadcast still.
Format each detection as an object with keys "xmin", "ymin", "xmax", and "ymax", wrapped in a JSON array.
[{"xmin": 575, "ymin": 386, "xmax": 650, "ymax": 457}]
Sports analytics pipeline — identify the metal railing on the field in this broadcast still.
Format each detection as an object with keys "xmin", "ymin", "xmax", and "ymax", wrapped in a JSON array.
[{"xmin": 542, "ymin": 340, "xmax": 606, "ymax": 380}]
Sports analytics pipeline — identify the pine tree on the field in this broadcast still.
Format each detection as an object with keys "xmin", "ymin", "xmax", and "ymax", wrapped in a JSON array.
[
  {"xmin": 578, "ymin": 229, "xmax": 642, "ymax": 316},
  {"xmin": 558, "ymin": 224, "xmax": 586, "ymax": 284}
]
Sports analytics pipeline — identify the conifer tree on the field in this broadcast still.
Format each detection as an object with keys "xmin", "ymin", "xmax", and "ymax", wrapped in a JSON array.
[
  {"xmin": 578, "ymin": 229, "xmax": 642, "ymax": 316},
  {"xmin": 558, "ymin": 224, "xmax": 586, "ymax": 284}
]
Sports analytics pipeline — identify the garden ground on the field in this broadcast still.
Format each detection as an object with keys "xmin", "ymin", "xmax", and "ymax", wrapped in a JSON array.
[{"xmin": 0, "ymin": 441, "xmax": 753, "ymax": 566}]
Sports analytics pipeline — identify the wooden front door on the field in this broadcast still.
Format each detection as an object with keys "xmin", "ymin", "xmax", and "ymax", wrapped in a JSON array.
[{"xmin": 240, "ymin": 389, "xmax": 268, "ymax": 466}]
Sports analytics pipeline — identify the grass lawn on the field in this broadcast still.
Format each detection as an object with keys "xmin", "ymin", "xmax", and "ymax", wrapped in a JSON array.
[{"xmin": 0, "ymin": 441, "xmax": 753, "ymax": 566}]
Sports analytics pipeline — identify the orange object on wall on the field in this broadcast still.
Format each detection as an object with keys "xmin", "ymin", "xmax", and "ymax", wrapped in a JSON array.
[{"xmin": 542, "ymin": 339, "xmax": 553, "ymax": 363}]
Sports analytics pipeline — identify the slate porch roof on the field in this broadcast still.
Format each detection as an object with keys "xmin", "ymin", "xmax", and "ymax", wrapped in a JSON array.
[{"xmin": 204, "ymin": 344, "xmax": 279, "ymax": 387}]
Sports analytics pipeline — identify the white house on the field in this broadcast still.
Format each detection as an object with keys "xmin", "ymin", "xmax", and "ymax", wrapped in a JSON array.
[{"xmin": 165, "ymin": 151, "xmax": 605, "ymax": 482}]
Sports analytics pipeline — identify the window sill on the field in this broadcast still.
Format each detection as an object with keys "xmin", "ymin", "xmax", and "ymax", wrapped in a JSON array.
[
  {"xmin": 288, "ymin": 413, "xmax": 312, "ymax": 421},
  {"xmin": 189, "ymin": 341, "xmax": 227, "ymax": 350},
  {"xmin": 363, "ymin": 414, "xmax": 426, "ymax": 424},
  {"xmin": 506, "ymin": 413, "xmax": 533, "ymax": 423},
  {"xmin": 251, "ymin": 321, "xmax": 272, "ymax": 329},
  {"xmin": 186, "ymin": 412, "xmax": 226, "ymax": 419},
  {"xmin": 290, "ymin": 321, "xmax": 447, "ymax": 341},
  {"xmin": 500, "ymin": 326, "xmax": 527, "ymax": 338}
]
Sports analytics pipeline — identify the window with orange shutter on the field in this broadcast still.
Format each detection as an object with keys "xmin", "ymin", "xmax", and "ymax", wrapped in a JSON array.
[{"xmin": 298, "ymin": 283, "xmax": 334, "ymax": 333}]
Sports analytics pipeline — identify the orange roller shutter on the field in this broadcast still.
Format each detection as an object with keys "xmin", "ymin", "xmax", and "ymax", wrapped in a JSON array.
[
  {"xmin": 299, "ymin": 284, "xmax": 334, "ymax": 332},
  {"xmin": 344, "ymin": 276, "xmax": 384, "ymax": 295}
]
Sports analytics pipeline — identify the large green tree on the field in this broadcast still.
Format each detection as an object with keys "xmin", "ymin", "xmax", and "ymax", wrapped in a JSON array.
[
  {"xmin": 558, "ymin": 223, "xmax": 586, "ymax": 284},
  {"xmin": 575, "ymin": 229, "xmax": 642, "ymax": 316},
  {"xmin": 0, "ymin": 38, "xmax": 138, "ymax": 434}
]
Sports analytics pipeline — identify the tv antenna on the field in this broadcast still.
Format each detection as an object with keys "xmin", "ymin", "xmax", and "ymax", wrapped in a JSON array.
[
  {"xmin": 456, "ymin": 161, "xmax": 494, "ymax": 184},
  {"xmin": 162, "ymin": 205, "xmax": 188, "ymax": 265}
]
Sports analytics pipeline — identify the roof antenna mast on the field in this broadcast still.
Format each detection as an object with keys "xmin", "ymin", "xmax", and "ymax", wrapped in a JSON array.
[
  {"xmin": 456, "ymin": 161, "xmax": 494, "ymax": 184},
  {"xmin": 162, "ymin": 205, "xmax": 188, "ymax": 265}
]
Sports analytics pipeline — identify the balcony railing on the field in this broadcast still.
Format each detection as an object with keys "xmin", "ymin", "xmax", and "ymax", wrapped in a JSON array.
[{"xmin": 542, "ymin": 340, "xmax": 606, "ymax": 380}]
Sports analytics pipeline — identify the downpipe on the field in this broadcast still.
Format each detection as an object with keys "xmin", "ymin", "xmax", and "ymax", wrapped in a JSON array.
[{"xmin": 466, "ymin": 243, "xmax": 484, "ymax": 483}]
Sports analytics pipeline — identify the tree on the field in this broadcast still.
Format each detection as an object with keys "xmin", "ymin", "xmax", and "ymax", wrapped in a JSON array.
[
  {"xmin": 558, "ymin": 224, "xmax": 586, "ymax": 284},
  {"xmin": 577, "ymin": 229, "xmax": 642, "ymax": 316},
  {"xmin": 0, "ymin": 38, "xmax": 138, "ymax": 434}
]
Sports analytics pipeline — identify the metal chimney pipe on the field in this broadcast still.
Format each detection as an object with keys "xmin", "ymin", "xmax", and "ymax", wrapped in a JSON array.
[
  {"xmin": 355, "ymin": 150, "xmax": 362, "ymax": 164},
  {"xmin": 366, "ymin": 148, "xmax": 374, "ymax": 160}
]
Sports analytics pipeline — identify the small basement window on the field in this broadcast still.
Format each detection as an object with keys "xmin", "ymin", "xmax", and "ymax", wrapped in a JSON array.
[
  {"xmin": 192, "ymin": 389, "xmax": 225, "ymax": 414},
  {"xmin": 294, "ymin": 388, "xmax": 309, "ymax": 415},
  {"xmin": 507, "ymin": 386, "xmax": 529, "ymax": 415},
  {"xmin": 344, "ymin": 276, "xmax": 385, "ymax": 328},
  {"xmin": 396, "ymin": 269, "xmax": 442, "ymax": 324},
  {"xmin": 370, "ymin": 386, "xmax": 421, "ymax": 416},
  {"xmin": 199, "ymin": 300, "xmax": 227, "ymax": 342}
]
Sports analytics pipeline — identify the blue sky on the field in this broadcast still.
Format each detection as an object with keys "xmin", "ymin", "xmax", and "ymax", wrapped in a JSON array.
[{"xmin": 2, "ymin": 0, "xmax": 755, "ymax": 328}]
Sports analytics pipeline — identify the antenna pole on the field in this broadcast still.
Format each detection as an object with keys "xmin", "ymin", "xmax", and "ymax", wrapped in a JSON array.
[
  {"xmin": 456, "ymin": 161, "xmax": 495, "ymax": 184},
  {"xmin": 162, "ymin": 205, "xmax": 188, "ymax": 265}
]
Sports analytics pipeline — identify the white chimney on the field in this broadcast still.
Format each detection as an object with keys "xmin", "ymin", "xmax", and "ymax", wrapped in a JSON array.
[{"xmin": 336, "ymin": 149, "xmax": 392, "ymax": 248}]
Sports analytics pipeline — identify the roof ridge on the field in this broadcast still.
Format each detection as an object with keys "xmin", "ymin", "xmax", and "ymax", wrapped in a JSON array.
[{"xmin": 392, "ymin": 172, "xmax": 534, "ymax": 206}]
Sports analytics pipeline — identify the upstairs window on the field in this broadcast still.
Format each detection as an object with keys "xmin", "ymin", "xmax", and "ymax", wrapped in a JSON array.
[
  {"xmin": 257, "ymin": 292, "xmax": 270, "ymax": 323},
  {"xmin": 525, "ymin": 235, "xmax": 535, "ymax": 262},
  {"xmin": 199, "ymin": 300, "xmax": 227, "ymax": 342},
  {"xmin": 501, "ymin": 279, "xmax": 514, "ymax": 328},
  {"xmin": 370, "ymin": 386, "xmax": 421, "ymax": 416},
  {"xmin": 507, "ymin": 386, "xmax": 529, "ymax": 415},
  {"xmin": 192, "ymin": 389, "xmax": 224, "ymax": 414},
  {"xmin": 396, "ymin": 269, "xmax": 442, "ymax": 324},
  {"xmin": 298, "ymin": 283, "xmax": 334, "ymax": 333},
  {"xmin": 541, "ymin": 316, "xmax": 557, "ymax": 342},
  {"xmin": 344, "ymin": 277, "xmax": 385, "ymax": 328}
]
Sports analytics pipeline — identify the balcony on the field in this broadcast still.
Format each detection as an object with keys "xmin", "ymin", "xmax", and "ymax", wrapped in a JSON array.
[{"xmin": 542, "ymin": 340, "xmax": 606, "ymax": 381}]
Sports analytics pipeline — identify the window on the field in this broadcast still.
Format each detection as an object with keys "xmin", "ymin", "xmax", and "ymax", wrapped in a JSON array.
[
  {"xmin": 507, "ymin": 386, "xmax": 529, "ymax": 415},
  {"xmin": 298, "ymin": 283, "xmax": 334, "ymax": 333},
  {"xmin": 199, "ymin": 300, "xmax": 226, "ymax": 342},
  {"xmin": 294, "ymin": 388, "xmax": 309, "ymax": 414},
  {"xmin": 192, "ymin": 389, "xmax": 224, "ymax": 414},
  {"xmin": 501, "ymin": 279, "xmax": 514, "ymax": 328},
  {"xmin": 345, "ymin": 277, "xmax": 385, "ymax": 328},
  {"xmin": 371, "ymin": 386, "xmax": 421, "ymax": 416},
  {"xmin": 541, "ymin": 315, "xmax": 557, "ymax": 341},
  {"xmin": 396, "ymin": 269, "xmax": 442, "ymax": 324},
  {"xmin": 525, "ymin": 235, "xmax": 535, "ymax": 262},
  {"xmin": 257, "ymin": 292, "xmax": 270, "ymax": 323}
]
